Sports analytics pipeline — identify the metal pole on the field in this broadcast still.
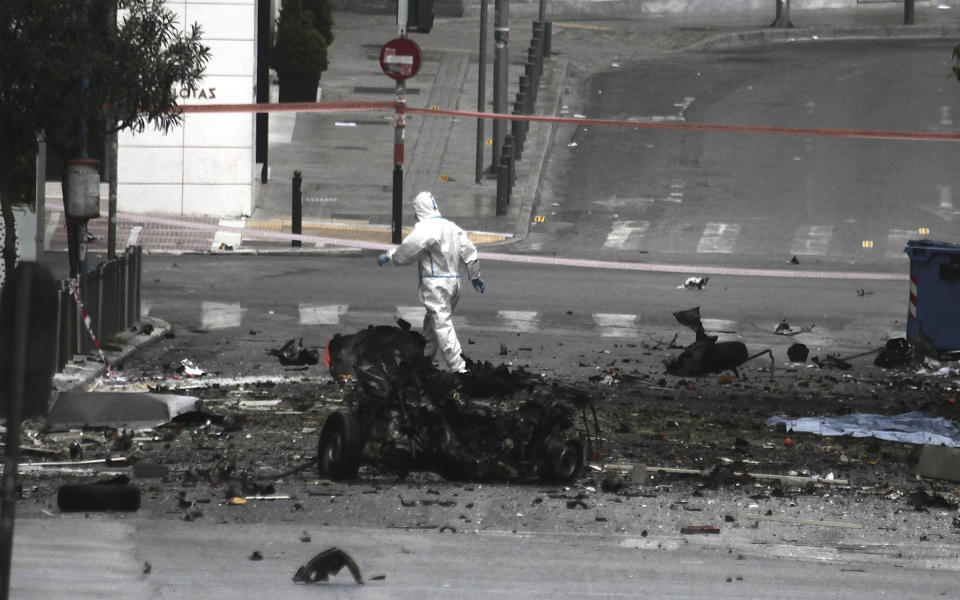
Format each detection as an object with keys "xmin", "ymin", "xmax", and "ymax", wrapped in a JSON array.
[
  {"xmin": 492, "ymin": 0, "xmax": 509, "ymax": 170},
  {"xmin": 393, "ymin": 1, "xmax": 408, "ymax": 244},
  {"xmin": 256, "ymin": 0, "xmax": 271, "ymax": 182},
  {"xmin": 292, "ymin": 170, "xmax": 302, "ymax": 247},
  {"xmin": 904, "ymin": 0, "xmax": 915, "ymax": 25},
  {"xmin": 106, "ymin": 132, "xmax": 118, "ymax": 260},
  {"xmin": 0, "ymin": 271, "xmax": 31, "ymax": 600},
  {"xmin": 476, "ymin": 0, "xmax": 488, "ymax": 183},
  {"xmin": 106, "ymin": 1, "xmax": 118, "ymax": 260},
  {"xmin": 34, "ymin": 133, "xmax": 46, "ymax": 264}
]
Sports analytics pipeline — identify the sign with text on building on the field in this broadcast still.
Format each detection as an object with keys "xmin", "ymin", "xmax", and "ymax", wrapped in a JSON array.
[{"xmin": 379, "ymin": 37, "xmax": 421, "ymax": 81}]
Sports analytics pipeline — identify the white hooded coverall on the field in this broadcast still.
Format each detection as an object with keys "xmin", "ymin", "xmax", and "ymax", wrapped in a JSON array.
[{"xmin": 386, "ymin": 192, "xmax": 481, "ymax": 373}]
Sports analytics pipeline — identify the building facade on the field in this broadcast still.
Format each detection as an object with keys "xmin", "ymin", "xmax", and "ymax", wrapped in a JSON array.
[{"xmin": 118, "ymin": 0, "xmax": 259, "ymax": 217}]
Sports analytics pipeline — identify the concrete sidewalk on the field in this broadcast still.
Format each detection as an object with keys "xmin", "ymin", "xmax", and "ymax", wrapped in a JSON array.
[{"xmin": 44, "ymin": 3, "xmax": 960, "ymax": 255}]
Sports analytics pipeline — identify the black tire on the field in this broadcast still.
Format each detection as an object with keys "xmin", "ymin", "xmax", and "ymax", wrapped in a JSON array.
[
  {"xmin": 317, "ymin": 411, "xmax": 363, "ymax": 480},
  {"xmin": 538, "ymin": 437, "xmax": 583, "ymax": 483},
  {"xmin": 57, "ymin": 483, "xmax": 141, "ymax": 512}
]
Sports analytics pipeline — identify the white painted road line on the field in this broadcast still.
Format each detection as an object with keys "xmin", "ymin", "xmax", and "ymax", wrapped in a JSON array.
[
  {"xmin": 200, "ymin": 301, "xmax": 246, "ymax": 330},
  {"xmin": 700, "ymin": 318, "xmax": 738, "ymax": 334},
  {"xmin": 396, "ymin": 305, "xmax": 426, "ymax": 326},
  {"xmin": 498, "ymin": 310, "xmax": 540, "ymax": 332},
  {"xmin": 696, "ymin": 222, "xmax": 740, "ymax": 254},
  {"xmin": 593, "ymin": 313, "xmax": 639, "ymax": 338},
  {"xmin": 299, "ymin": 304, "xmax": 348, "ymax": 325},
  {"xmin": 604, "ymin": 221, "xmax": 649, "ymax": 250},
  {"xmin": 790, "ymin": 225, "xmax": 833, "ymax": 256},
  {"xmin": 109, "ymin": 211, "xmax": 910, "ymax": 281},
  {"xmin": 885, "ymin": 229, "xmax": 914, "ymax": 260}
]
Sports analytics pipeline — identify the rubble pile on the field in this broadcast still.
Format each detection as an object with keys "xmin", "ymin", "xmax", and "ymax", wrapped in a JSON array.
[{"xmin": 324, "ymin": 323, "xmax": 593, "ymax": 482}]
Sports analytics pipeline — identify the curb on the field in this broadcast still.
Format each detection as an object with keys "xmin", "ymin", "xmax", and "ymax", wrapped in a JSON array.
[
  {"xmin": 52, "ymin": 316, "xmax": 173, "ymax": 393},
  {"xmin": 685, "ymin": 23, "xmax": 960, "ymax": 52}
]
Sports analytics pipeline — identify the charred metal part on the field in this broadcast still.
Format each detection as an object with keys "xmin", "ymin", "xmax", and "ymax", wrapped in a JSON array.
[
  {"xmin": 293, "ymin": 547, "xmax": 364, "ymax": 584},
  {"xmin": 666, "ymin": 308, "xmax": 773, "ymax": 377},
  {"xmin": 875, "ymin": 338, "xmax": 912, "ymax": 369},
  {"xmin": 57, "ymin": 476, "xmax": 141, "ymax": 512},
  {"xmin": 666, "ymin": 340, "xmax": 773, "ymax": 377},
  {"xmin": 268, "ymin": 338, "xmax": 320, "ymax": 366},
  {"xmin": 320, "ymin": 324, "xmax": 593, "ymax": 482},
  {"xmin": 811, "ymin": 354, "xmax": 853, "ymax": 370},
  {"xmin": 787, "ymin": 343, "xmax": 809, "ymax": 363}
]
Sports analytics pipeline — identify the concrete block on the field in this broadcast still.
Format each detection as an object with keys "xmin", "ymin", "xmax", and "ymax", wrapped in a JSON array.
[{"xmin": 917, "ymin": 444, "xmax": 960, "ymax": 482}]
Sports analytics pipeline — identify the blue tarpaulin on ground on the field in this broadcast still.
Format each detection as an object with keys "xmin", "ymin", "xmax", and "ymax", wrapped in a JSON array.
[{"xmin": 765, "ymin": 411, "xmax": 960, "ymax": 447}]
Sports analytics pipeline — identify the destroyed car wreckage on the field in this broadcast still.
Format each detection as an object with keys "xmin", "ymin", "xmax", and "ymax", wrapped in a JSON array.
[{"xmin": 318, "ymin": 322, "xmax": 596, "ymax": 483}]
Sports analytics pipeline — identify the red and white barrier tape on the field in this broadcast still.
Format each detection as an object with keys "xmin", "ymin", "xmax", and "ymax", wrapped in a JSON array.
[
  {"xmin": 909, "ymin": 275, "xmax": 918, "ymax": 318},
  {"xmin": 68, "ymin": 278, "xmax": 110, "ymax": 368},
  {"xmin": 108, "ymin": 211, "xmax": 907, "ymax": 281},
  {"xmin": 180, "ymin": 101, "xmax": 960, "ymax": 143}
]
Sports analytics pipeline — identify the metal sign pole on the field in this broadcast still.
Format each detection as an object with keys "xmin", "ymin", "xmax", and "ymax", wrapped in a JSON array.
[{"xmin": 392, "ymin": 1, "xmax": 410, "ymax": 244}]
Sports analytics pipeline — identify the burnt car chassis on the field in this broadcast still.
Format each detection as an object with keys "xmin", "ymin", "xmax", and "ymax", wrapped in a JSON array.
[{"xmin": 317, "ymin": 324, "xmax": 597, "ymax": 483}]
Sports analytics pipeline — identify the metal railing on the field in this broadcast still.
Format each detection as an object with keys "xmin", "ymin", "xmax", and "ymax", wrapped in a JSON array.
[{"xmin": 54, "ymin": 246, "xmax": 142, "ymax": 372}]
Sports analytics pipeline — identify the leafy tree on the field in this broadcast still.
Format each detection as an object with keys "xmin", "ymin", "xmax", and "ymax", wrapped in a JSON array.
[
  {"xmin": 0, "ymin": 0, "xmax": 210, "ymax": 290},
  {"xmin": 271, "ymin": 0, "xmax": 334, "ymax": 83}
]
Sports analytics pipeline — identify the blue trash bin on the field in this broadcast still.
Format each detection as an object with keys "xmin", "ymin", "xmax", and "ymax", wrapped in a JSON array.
[{"xmin": 904, "ymin": 239, "xmax": 960, "ymax": 352}]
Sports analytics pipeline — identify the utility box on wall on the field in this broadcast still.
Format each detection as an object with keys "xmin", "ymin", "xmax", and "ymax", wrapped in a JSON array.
[{"xmin": 65, "ymin": 159, "xmax": 101, "ymax": 219}]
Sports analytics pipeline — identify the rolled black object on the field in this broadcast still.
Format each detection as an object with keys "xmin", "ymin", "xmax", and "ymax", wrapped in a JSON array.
[{"xmin": 57, "ymin": 484, "xmax": 141, "ymax": 512}]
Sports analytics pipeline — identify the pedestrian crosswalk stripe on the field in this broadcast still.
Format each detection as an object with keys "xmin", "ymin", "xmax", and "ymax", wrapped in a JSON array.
[
  {"xmin": 299, "ymin": 304, "xmax": 348, "ymax": 325},
  {"xmin": 790, "ymin": 225, "xmax": 833, "ymax": 256},
  {"xmin": 696, "ymin": 222, "xmax": 740, "ymax": 254},
  {"xmin": 498, "ymin": 310, "xmax": 540, "ymax": 332},
  {"xmin": 593, "ymin": 313, "xmax": 639, "ymax": 338},
  {"xmin": 604, "ymin": 220, "xmax": 649, "ymax": 250},
  {"xmin": 700, "ymin": 318, "xmax": 738, "ymax": 334},
  {"xmin": 885, "ymin": 229, "xmax": 914, "ymax": 260},
  {"xmin": 396, "ymin": 305, "xmax": 426, "ymax": 326},
  {"xmin": 200, "ymin": 301, "xmax": 245, "ymax": 330}
]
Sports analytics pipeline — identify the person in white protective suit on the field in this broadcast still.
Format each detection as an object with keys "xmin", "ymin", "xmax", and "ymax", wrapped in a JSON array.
[{"xmin": 377, "ymin": 191, "xmax": 486, "ymax": 373}]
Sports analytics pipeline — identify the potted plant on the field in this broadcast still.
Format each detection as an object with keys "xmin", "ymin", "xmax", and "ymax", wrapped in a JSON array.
[{"xmin": 272, "ymin": 1, "xmax": 333, "ymax": 102}]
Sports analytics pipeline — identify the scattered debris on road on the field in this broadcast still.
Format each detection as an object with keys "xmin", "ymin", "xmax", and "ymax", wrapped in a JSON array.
[
  {"xmin": 268, "ymin": 338, "xmax": 320, "ymax": 366},
  {"xmin": 679, "ymin": 276, "xmax": 709, "ymax": 290},
  {"xmin": 664, "ymin": 307, "xmax": 773, "ymax": 377},
  {"xmin": 319, "ymin": 323, "xmax": 594, "ymax": 482},
  {"xmin": 294, "ymin": 547, "xmax": 364, "ymax": 585}
]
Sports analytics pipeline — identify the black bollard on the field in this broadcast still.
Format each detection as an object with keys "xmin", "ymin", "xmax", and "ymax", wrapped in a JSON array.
[
  {"xmin": 496, "ymin": 161, "xmax": 509, "ymax": 216},
  {"xmin": 292, "ymin": 170, "xmax": 302, "ymax": 248},
  {"xmin": 503, "ymin": 135, "xmax": 515, "ymax": 187}
]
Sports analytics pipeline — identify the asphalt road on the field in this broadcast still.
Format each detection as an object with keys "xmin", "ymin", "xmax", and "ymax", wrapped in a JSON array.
[
  {"xmin": 12, "ymin": 30, "xmax": 960, "ymax": 600},
  {"xmin": 139, "ymin": 253, "xmax": 906, "ymax": 379},
  {"xmin": 531, "ymin": 38, "xmax": 960, "ymax": 266},
  {"xmin": 11, "ymin": 516, "xmax": 960, "ymax": 599}
]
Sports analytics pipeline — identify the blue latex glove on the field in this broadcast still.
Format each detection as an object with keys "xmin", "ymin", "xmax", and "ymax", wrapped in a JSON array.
[
  {"xmin": 377, "ymin": 253, "xmax": 390, "ymax": 266},
  {"xmin": 471, "ymin": 277, "xmax": 485, "ymax": 293}
]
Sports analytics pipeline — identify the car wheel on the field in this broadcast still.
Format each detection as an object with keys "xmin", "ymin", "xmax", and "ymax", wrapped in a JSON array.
[
  {"xmin": 538, "ymin": 437, "xmax": 582, "ymax": 483},
  {"xmin": 317, "ymin": 411, "xmax": 363, "ymax": 480}
]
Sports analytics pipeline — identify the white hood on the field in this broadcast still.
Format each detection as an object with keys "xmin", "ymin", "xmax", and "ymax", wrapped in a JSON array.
[{"xmin": 414, "ymin": 191, "xmax": 441, "ymax": 221}]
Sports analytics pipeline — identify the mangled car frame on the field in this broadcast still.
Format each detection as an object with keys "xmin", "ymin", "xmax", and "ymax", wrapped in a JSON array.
[{"xmin": 318, "ymin": 323, "xmax": 596, "ymax": 483}]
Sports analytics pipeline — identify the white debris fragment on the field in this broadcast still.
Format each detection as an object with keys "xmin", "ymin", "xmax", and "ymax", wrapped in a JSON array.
[{"xmin": 679, "ymin": 276, "xmax": 709, "ymax": 290}]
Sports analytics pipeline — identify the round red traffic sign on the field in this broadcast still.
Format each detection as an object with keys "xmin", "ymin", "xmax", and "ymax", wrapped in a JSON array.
[{"xmin": 379, "ymin": 38, "xmax": 421, "ymax": 81}]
